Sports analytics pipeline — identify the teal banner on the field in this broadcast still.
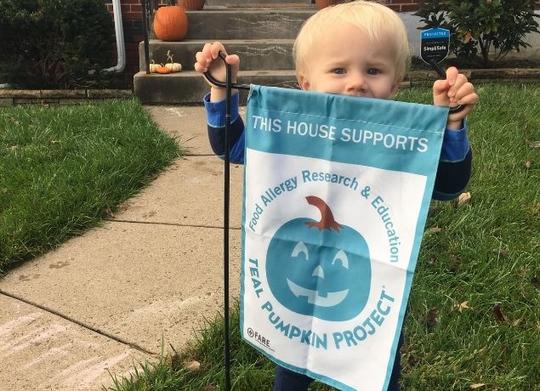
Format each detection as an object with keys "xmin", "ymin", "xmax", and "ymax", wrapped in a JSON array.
[{"xmin": 240, "ymin": 85, "xmax": 448, "ymax": 390}]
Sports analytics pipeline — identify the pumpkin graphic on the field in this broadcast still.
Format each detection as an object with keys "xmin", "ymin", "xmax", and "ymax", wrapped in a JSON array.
[{"xmin": 266, "ymin": 196, "xmax": 371, "ymax": 321}]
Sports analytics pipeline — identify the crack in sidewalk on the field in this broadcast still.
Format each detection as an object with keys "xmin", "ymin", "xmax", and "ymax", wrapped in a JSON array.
[
  {"xmin": 0, "ymin": 289, "xmax": 158, "ymax": 357},
  {"xmin": 105, "ymin": 218, "xmax": 242, "ymax": 230}
]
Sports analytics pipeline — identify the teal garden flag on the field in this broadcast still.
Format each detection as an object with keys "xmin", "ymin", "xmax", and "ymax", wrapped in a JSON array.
[{"xmin": 240, "ymin": 85, "xmax": 449, "ymax": 390}]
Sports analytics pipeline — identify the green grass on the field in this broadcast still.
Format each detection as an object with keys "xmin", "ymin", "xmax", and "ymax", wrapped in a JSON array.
[
  {"xmin": 397, "ymin": 83, "xmax": 540, "ymax": 389},
  {"xmin": 110, "ymin": 83, "xmax": 536, "ymax": 390},
  {"xmin": 0, "ymin": 99, "xmax": 180, "ymax": 273}
]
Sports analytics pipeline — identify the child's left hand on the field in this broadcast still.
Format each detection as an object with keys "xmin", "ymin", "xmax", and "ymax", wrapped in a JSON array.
[{"xmin": 433, "ymin": 67, "xmax": 479, "ymax": 130}]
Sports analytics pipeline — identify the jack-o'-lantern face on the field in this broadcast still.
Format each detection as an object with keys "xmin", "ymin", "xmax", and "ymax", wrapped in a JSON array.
[{"xmin": 266, "ymin": 196, "xmax": 371, "ymax": 321}]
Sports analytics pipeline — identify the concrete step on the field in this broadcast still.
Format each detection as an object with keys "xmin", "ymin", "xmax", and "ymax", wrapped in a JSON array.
[
  {"xmin": 206, "ymin": 0, "xmax": 314, "ymax": 5},
  {"xmin": 133, "ymin": 70, "xmax": 299, "ymax": 104},
  {"xmin": 184, "ymin": 9, "xmax": 315, "ymax": 40},
  {"xmin": 139, "ymin": 39, "xmax": 295, "ymax": 72},
  {"xmin": 136, "ymin": 4, "xmax": 314, "ymax": 104},
  {"xmin": 204, "ymin": 3, "xmax": 315, "ymax": 9}
]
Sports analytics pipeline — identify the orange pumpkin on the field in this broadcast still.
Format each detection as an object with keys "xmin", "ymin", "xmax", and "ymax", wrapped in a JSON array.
[
  {"xmin": 315, "ymin": 0, "xmax": 346, "ymax": 10},
  {"xmin": 155, "ymin": 65, "xmax": 172, "ymax": 74},
  {"xmin": 153, "ymin": 6, "xmax": 188, "ymax": 41},
  {"xmin": 180, "ymin": 0, "xmax": 205, "ymax": 10}
]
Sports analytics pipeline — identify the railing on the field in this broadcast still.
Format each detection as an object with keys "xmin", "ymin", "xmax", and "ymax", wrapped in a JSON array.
[{"xmin": 140, "ymin": 0, "xmax": 156, "ymax": 74}]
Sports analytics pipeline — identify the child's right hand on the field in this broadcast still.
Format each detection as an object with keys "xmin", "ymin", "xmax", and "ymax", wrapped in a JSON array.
[{"xmin": 194, "ymin": 42, "xmax": 240, "ymax": 101}]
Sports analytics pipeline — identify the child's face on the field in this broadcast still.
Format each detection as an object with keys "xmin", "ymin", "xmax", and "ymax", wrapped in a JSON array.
[{"xmin": 297, "ymin": 23, "xmax": 399, "ymax": 99}]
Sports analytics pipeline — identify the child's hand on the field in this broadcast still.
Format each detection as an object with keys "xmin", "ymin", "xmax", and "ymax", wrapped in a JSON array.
[
  {"xmin": 433, "ymin": 67, "xmax": 479, "ymax": 130},
  {"xmin": 194, "ymin": 41, "xmax": 240, "ymax": 101}
]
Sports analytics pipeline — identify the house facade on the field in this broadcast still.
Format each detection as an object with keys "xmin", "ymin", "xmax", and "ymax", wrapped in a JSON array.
[{"xmin": 103, "ymin": 0, "xmax": 540, "ymax": 82}]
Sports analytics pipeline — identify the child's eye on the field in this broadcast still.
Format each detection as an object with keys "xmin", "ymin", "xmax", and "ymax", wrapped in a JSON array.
[
  {"xmin": 367, "ymin": 68, "xmax": 381, "ymax": 75},
  {"xmin": 331, "ymin": 68, "xmax": 346, "ymax": 75}
]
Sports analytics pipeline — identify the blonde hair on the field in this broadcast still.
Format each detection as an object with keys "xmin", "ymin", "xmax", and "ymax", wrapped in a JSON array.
[{"xmin": 293, "ymin": 1, "xmax": 410, "ymax": 83}]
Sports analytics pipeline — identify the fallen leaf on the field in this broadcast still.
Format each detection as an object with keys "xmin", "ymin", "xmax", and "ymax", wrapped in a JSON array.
[
  {"xmin": 492, "ymin": 247, "xmax": 509, "ymax": 258},
  {"xmin": 527, "ymin": 140, "xmax": 540, "ymax": 148},
  {"xmin": 513, "ymin": 318, "xmax": 522, "ymax": 327},
  {"xmin": 185, "ymin": 360, "xmax": 201, "ymax": 372},
  {"xmin": 493, "ymin": 303, "xmax": 507, "ymax": 323},
  {"xmin": 463, "ymin": 32, "xmax": 473, "ymax": 43},
  {"xmin": 525, "ymin": 160, "xmax": 533, "ymax": 169},
  {"xmin": 529, "ymin": 203, "xmax": 540, "ymax": 216},
  {"xmin": 470, "ymin": 384, "xmax": 486, "ymax": 389},
  {"xmin": 457, "ymin": 192, "xmax": 472, "ymax": 206},
  {"xmin": 425, "ymin": 308, "xmax": 438, "ymax": 331},
  {"xmin": 427, "ymin": 226, "xmax": 442, "ymax": 234},
  {"xmin": 455, "ymin": 300, "xmax": 470, "ymax": 312},
  {"xmin": 104, "ymin": 207, "xmax": 114, "ymax": 218}
]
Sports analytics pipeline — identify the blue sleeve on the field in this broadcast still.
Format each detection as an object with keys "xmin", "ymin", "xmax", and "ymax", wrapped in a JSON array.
[
  {"xmin": 203, "ymin": 93, "xmax": 245, "ymax": 164},
  {"xmin": 433, "ymin": 122, "xmax": 472, "ymax": 200}
]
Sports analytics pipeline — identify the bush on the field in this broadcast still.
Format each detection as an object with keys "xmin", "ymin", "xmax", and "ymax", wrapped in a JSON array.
[
  {"xmin": 415, "ymin": 0, "xmax": 540, "ymax": 67},
  {"xmin": 0, "ymin": 0, "xmax": 115, "ymax": 88}
]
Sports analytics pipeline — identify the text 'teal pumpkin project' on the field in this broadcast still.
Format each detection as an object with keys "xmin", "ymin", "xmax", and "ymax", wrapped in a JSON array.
[{"xmin": 240, "ymin": 85, "xmax": 449, "ymax": 390}]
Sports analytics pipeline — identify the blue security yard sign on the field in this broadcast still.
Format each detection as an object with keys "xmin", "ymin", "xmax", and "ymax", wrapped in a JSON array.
[
  {"xmin": 240, "ymin": 85, "xmax": 449, "ymax": 390},
  {"xmin": 421, "ymin": 27, "xmax": 450, "ymax": 65}
]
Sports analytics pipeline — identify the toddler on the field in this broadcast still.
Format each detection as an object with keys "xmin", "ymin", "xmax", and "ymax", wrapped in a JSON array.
[{"xmin": 195, "ymin": 1, "xmax": 478, "ymax": 389}]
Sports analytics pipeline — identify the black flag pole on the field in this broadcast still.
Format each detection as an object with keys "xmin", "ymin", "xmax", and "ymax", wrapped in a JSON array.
[
  {"xmin": 205, "ymin": 52, "xmax": 249, "ymax": 391},
  {"xmin": 223, "ymin": 57, "xmax": 232, "ymax": 391}
]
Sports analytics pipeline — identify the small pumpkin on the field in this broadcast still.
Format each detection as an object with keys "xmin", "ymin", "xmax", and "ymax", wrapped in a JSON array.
[
  {"xmin": 165, "ymin": 62, "xmax": 182, "ymax": 72},
  {"xmin": 179, "ymin": 0, "xmax": 205, "ymax": 10},
  {"xmin": 149, "ymin": 60, "xmax": 160, "ymax": 73},
  {"xmin": 153, "ymin": 5, "xmax": 188, "ymax": 41},
  {"xmin": 164, "ymin": 50, "xmax": 182, "ymax": 72},
  {"xmin": 315, "ymin": 0, "xmax": 346, "ymax": 10},
  {"xmin": 155, "ymin": 65, "xmax": 172, "ymax": 74}
]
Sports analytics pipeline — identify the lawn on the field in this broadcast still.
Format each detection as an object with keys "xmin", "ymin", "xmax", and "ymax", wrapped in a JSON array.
[
  {"xmin": 0, "ymin": 99, "xmax": 180, "ymax": 273},
  {"xmin": 106, "ymin": 83, "xmax": 539, "ymax": 391}
]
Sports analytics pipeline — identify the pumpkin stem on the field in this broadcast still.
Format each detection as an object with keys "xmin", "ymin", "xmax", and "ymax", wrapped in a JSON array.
[
  {"xmin": 305, "ymin": 196, "xmax": 341, "ymax": 232},
  {"xmin": 166, "ymin": 50, "xmax": 174, "ymax": 64}
]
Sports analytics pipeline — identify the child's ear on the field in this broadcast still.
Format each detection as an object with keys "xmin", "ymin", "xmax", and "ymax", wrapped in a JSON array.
[
  {"xmin": 297, "ymin": 71, "xmax": 310, "ymax": 90},
  {"xmin": 390, "ymin": 82, "xmax": 400, "ymax": 98}
]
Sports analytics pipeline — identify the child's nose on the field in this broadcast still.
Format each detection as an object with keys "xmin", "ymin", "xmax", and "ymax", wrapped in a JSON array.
[{"xmin": 346, "ymin": 72, "xmax": 367, "ymax": 94}]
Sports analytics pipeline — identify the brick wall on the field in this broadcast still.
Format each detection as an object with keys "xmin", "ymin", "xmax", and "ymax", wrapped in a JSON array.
[
  {"xmin": 383, "ymin": 0, "xmax": 421, "ymax": 13},
  {"xmin": 104, "ymin": 0, "xmax": 148, "ymax": 79}
]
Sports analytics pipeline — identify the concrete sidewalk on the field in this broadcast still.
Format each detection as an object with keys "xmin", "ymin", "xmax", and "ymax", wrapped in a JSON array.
[{"xmin": 0, "ymin": 105, "xmax": 243, "ymax": 390}]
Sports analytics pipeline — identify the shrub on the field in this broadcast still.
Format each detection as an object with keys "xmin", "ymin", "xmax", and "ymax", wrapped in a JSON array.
[
  {"xmin": 415, "ymin": 0, "xmax": 540, "ymax": 67},
  {"xmin": 0, "ymin": 0, "xmax": 115, "ymax": 88}
]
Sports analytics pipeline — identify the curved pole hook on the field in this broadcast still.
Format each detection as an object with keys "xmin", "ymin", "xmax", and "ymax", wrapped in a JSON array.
[{"xmin": 203, "ymin": 51, "xmax": 250, "ymax": 91}]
